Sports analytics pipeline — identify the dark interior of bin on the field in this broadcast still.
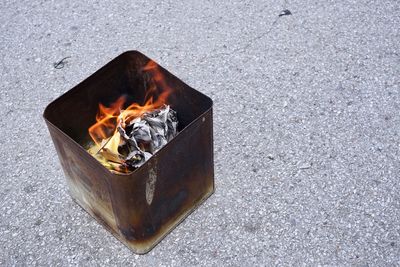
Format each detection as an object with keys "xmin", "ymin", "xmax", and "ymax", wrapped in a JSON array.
[{"xmin": 44, "ymin": 51, "xmax": 212, "ymax": 146}]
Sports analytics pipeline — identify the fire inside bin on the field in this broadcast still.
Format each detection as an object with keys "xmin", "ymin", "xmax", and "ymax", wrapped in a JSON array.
[
  {"xmin": 87, "ymin": 61, "xmax": 178, "ymax": 173},
  {"xmin": 43, "ymin": 51, "xmax": 214, "ymax": 254}
]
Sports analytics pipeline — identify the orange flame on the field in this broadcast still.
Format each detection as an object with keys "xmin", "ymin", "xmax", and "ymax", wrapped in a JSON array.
[{"xmin": 88, "ymin": 60, "xmax": 173, "ymax": 158}]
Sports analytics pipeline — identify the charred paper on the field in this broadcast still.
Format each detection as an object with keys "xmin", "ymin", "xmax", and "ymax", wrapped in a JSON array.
[{"xmin": 88, "ymin": 105, "xmax": 178, "ymax": 173}]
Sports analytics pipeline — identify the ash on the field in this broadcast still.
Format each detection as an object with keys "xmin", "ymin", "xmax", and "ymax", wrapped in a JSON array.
[{"xmin": 117, "ymin": 105, "xmax": 178, "ymax": 169}]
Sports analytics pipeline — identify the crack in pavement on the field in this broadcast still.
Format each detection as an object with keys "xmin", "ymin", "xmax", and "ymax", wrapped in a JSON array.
[{"xmin": 197, "ymin": 0, "xmax": 290, "ymax": 63}]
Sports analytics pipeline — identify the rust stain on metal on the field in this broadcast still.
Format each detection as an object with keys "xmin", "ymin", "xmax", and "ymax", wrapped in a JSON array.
[{"xmin": 146, "ymin": 161, "xmax": 157, "ymax": 206}]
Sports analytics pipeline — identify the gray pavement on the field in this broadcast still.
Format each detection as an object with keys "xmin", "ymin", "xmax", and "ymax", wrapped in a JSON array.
[{"xmin": 1, "ymin": 0, "xmax": 399, "ymax": 266}]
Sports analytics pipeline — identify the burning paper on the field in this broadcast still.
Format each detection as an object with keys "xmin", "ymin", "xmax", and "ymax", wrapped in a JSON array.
[
  {"xmin": 88, "ymin": 104, "xmax": 178, "ymax": 173},
  {"xmin": 117, "ymin": 105, "xmax": 177, "ymax": 168},
  {"xmin": 87, "ymin": 60, "xmax": 178, "ymax": 173}
]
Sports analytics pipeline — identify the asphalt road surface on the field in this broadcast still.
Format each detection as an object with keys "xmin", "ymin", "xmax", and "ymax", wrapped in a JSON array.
[{"xmin": 1, "ymin": 0, "xmax": 399, "ymax": 266}]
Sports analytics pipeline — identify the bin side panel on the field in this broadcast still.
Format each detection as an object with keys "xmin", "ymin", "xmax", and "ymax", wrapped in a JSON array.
[
  {"xmin": 46, "ymin": 122, "xmax": 118, "ymax": 233},
  {"xmin": 109, "ymin": 108, "xmax": 214, "ymax": 253}
]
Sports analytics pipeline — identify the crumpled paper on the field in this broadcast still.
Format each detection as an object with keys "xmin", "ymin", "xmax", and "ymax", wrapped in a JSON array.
[{"xmin": 117, "ymin": 105, "xmax": 178, "ymax": 169}]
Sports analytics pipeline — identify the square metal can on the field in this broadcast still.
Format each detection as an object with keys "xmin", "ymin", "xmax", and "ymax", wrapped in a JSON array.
[{"xmin": 43, "ymin": 51, "xmax": 214, "ymax": 254}]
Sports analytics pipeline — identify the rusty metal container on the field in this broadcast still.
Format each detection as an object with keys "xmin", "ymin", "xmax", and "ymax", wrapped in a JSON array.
[{"xmin": 43, "ymin": 51, "xmax": 214, "ymax": 254}]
